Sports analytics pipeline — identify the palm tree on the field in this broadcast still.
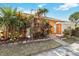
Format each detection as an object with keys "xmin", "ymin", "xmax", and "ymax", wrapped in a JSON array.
[
  {"xmin": 36, "ymin": 8, "xmax": 48, "ymax": 17},
  {"xmin": 37, "ymin": 8, "xmax": 49, "ymax": 38},
  {"xmin": 69, "ymin": 12, "xmax": 79, "ymax": 29},
  {"xmin": 0, "ymin": 7, "xmax": 26, "ymax": 40},
  {"xmin": 30, "ymin": 8, "xmax": 49, "ymax": 39},
  {"xmin": 16, "ymin": 12, "xmax": 26, "ymax": 39},
  {"xmin": 0, "ymin": 7, "xmax": 17, "ymax": 39},
  {"xmin": 42, "ymin": 8, "xmax": 48, "ymax": 17}
]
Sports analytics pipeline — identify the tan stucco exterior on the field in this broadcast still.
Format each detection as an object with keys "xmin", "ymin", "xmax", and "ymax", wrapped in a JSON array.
[{"xmin": 48, "ymin": 19, "xmax": 62, "ymax": 34}]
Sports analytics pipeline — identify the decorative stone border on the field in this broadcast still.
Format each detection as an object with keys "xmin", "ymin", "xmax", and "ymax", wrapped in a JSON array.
[{"xmin": 0, "ymin": 38, "xmax": 53, "ymax": 46}]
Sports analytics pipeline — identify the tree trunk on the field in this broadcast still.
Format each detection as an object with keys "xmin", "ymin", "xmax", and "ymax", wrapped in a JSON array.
[{"xmin": 4, "ymin": 26, "xmax": 9, "ymax": 40}]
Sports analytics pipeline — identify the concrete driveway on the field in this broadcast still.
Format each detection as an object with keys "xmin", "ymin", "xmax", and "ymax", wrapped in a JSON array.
[{"xmin": 34, "ymin": 46, "xmax": 79, "ymax": 56}]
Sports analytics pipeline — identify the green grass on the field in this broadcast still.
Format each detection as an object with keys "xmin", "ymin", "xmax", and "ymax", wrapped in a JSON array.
[{"xmin": 0, "ymin": 40, "xmax": 61, "ymax": 56}]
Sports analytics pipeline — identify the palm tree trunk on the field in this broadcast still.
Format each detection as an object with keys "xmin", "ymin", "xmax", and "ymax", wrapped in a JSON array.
[{"xmin": 4, "ymin": 26, "xmax": 9, "ymax": 40}]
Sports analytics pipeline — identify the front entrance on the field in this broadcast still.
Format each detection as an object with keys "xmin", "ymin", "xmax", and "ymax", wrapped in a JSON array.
[
  {"xmin": 48, "ymin": 20, "xmax": 62, "ymax": 34},
  {"xmin": 56, "ymin": 22, "xmax": 62, "ymax": 34}
]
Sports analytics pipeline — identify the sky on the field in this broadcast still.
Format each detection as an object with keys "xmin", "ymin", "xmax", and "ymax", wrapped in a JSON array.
[{"xmin": 0, "ymin": 3, "xmax": 79, "ymax": 21}]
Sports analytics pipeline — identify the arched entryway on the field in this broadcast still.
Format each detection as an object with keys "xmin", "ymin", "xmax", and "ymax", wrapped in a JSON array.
[{"xmin": 56, "ymin": 22, "xmax": 62, "ymax": 34}]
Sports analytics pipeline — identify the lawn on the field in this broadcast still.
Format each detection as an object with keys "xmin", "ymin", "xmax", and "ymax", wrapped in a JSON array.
[{"xmin": 0, "ymin": 39, "xmax": 61, "ymax": 56}]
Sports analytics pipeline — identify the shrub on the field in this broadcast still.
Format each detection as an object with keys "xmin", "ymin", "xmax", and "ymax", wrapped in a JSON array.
[
  {"xmin": 71, "ymin": 27, "xmax": 79, "ymax": 37},
  {"xmin": 71, "ymin": 29, "xmax": 76, "ymax": 36},
  {"xmin": 75, "ymin": 27, "xmax": 79, "ymax": 31},
  {"xmin": 63, "ymin": 29, "xmax": 69, "ymax": 35},
  {"xmin": 63, "ymin": 27, "xmax": 72, "ymax": 38}
]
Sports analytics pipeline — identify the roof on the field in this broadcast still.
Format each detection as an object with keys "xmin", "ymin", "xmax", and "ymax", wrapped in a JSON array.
[{"xmin": 17, "ymin": 13, "xmax": 67, "ymax": 22}]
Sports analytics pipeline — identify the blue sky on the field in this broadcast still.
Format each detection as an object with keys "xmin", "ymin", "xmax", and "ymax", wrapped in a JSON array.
[{"xmin": 0, "ymin": 3, "xmax": 79, "ymax": 21}]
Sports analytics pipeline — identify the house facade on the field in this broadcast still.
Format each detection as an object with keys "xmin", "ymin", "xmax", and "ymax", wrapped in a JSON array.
[
  {"xmin": 48, "ymin": 19, "xmax": 62, "ymax": 34},
  {"xmin": 48, "ymin": 19, "xmax": 73, "ymax": 34}
]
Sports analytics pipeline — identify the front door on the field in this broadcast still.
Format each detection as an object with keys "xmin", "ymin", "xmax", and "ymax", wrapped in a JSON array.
[{"xmin": 56, "ymin": 23, "xmax": 62, "ymax": 34}]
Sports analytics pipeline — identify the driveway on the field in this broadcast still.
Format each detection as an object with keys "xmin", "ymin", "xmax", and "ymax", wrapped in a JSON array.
[
  {"xmin": 34, "ymin": 46, "xmax": 79, "ymax": 56},
  {"xmin": 34, "ymin": 37, "xmax": 79, "ymax": 56}
]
